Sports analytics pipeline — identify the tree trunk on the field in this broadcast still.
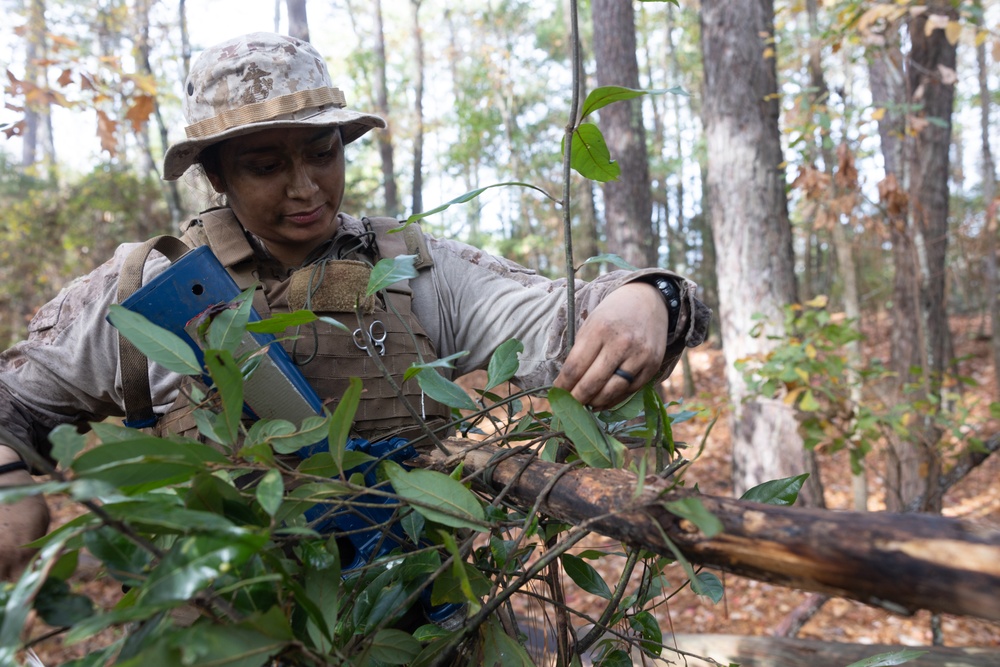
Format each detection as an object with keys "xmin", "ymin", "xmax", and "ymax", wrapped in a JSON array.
[
  {"xmin": 666, "ymin": 635, "xmax": 1000, "ymax": 667},
  {"xmin": 806, "ymin": 0, "xmax": 866, "ymax": 510},
  {"xmin": 410, "ymin": 0, "xmax": 425, "ymax": 216},
  {"xmin": 417, "ymin": 440, "xmax": 1000, "ymax": 622},
  {"xmin": 591, "ymin": 0, "xmax": 656, "ymax": 268},
  {"xmin": 135, "ymin": 0, "xmax": 183, "ymax": 225},
  {"xmin": 908, "ymin": 6, "xmax": 956, "ymax": 393},
  {"xmin": 371, "ymin": 0, "xmax": 400, "ymax": 217},
  {"xmin": 867, "ymin": 16, "xmax": 931, "ymax": 514},
  {"xmin": 878, "ymin": 7, "xmax": 958, "ymax": 514},
  {"xmin": 286, "ymin": 0, "xmax": 310, "ymax": 41},
  {"xmin": 20, "ymin": 0, "xmax": 51, "ymax": 174},
  {"xmin": 975, "ymin": 0, "xmax": 1000, "ymax": 401},
  {"xmin": 700, "ymin": 0, "xmax": 817, "ymax": 504}
]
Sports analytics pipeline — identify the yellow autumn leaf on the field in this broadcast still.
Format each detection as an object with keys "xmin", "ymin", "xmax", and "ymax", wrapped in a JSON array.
[
  {"xmin": 795, "ymin": 367, "xmax": 810, "ymax": 383},
  {"xmin": 806, "ymin": 344, "xmax": 818, "ymax": 360},
  {"xmin": 944, "ymin": 21, "xmax": 961, "ymax": 45},
  {"xmin": 763, "ymin": 47, "xmax": 775, "ymax": 60},
  {"xmin": 784, "ymin": 387, "xmax": 805, "ymax": 406},
  {"xmin": 871, "ymin": 107, "xmax": 886, "ymax": 121},
  {"xmin": 804, "ymin": 295, "xmax": 829, "ymax": 309},
  {"xmin": 924, "ymin": 13, "xmax": 949, "ymax": 37}
]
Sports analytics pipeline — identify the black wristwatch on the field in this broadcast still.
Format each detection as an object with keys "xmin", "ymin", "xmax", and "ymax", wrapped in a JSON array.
[{"xmin": 641, "ymin": 276, "xmax": 681, "ymax": 335}]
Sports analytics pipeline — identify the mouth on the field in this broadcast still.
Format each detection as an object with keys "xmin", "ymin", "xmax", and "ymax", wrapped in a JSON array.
[{"xmin": 285, "ymin": 205, "xmax": 326, "ymax": 225}]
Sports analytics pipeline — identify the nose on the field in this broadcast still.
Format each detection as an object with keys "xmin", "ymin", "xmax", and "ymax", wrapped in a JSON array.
[{"xmin": 286, "ymin": 160, "xmax": 319, "ymax": 199}]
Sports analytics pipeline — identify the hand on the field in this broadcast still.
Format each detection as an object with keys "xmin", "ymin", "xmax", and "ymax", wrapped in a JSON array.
[
  {"xmin": 554, "ymin": 281, "xmax": 669, "ymax": 410},
  {"xmin": 0, "ymin": 450, "xmax": 50, "ymax": 580}
]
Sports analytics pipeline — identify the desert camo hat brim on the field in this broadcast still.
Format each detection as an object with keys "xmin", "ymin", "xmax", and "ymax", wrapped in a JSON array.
[{"xmin": 163, "ymin": 32, "xmax": 385, "ymax": 181}]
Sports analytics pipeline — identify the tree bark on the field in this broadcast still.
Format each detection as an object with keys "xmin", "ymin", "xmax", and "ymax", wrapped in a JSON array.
[
  {"xmin": 908, "ymin": 6, "xmax": 956, "ymax": 392},
  {"xmin": 591, "ymin": 0, "xmax": 656, "ymax": 268},
  {"xmin": 417, "ymin": 440, "xmax": 1000, "ymax": 622},
  {"xmin": 666, "ymin": 634, "xmax": 1000, "ymax": 667},
  {"xmin": 286, "ymin": 0, "xmax": 310, "ymax": 42},
  {"xmin": 974, "ymin": 0, "xmax": 1000, "ymax": 401},
  {"xmin": 700, "ymin": 0, "xmax": 816, "ymax": 503},
  {"xmin": 410, "ymin": 0, "xmax": 425, "ymax": 216},
  {"xmin": 370, "ymin": 0, "xmax": 400, "ymax": 217}
]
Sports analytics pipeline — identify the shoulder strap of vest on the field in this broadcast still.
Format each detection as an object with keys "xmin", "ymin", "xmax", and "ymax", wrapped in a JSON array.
[
  {"xmin": 117, "ymin": 235, "xmax": 192, "ymax": 428},
  {"xmin": 364, "ymin": 217, "xmax": 434, "ymax": 270}
]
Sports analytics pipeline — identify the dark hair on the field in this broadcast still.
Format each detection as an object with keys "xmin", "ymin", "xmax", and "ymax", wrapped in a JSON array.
[{"xmin": 196, "ymin": 142, "xmax": 223, "ymax": 180}]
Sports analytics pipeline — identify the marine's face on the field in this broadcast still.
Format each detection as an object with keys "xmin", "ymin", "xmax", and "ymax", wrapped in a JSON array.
[{"xmin": 208, "ymin": 126, "xmax": 346, "ymax": 267}]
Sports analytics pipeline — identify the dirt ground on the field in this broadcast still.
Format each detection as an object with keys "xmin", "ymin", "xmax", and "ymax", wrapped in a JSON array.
[{"xmin": 26, "ymin": 315, "xmax": 1000, "ymax": 664}]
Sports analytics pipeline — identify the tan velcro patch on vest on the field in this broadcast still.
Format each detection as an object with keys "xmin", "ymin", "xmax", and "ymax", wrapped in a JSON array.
[{"xmin": 287, "ymin": 260, "xmax": 375, "ymax": 313}]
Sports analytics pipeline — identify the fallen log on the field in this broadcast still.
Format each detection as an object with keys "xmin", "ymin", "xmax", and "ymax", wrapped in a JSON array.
[
  {"xmin": 661, "ymin": 634, "xmax": 1000, "ymax": 667},
  {"xmin": 417, "ymin": 439, "xmax": 1000, "ymax": 622}
]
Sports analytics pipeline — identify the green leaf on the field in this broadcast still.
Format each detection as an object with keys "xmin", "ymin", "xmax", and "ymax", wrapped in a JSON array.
[
  {"xmin": 102, "ymin": 500, "xmax": 246, "ymax": 536},
  {"xmin": 0, "ymin": 530, "xmax": 74, "ymax": 664},
  {"xmin": 367, "ymin": 255, "xmax": 419, "ymax": 296},
  {"xmin": 328, "ymin": 377, "xmax": 362, "ymax": 471},
  {"xmin": 629, "ymin": 610, "xmax": 663, "ymax": 656},
  {"xmin": 369, "ymin": 629, "xmax": 422, "ymax": 665},
  {"xmin": 203, "ymin": 349, "xmax": 244, "ymax": 444},
  {"xmin": 693, "ymin": 571, "xmax": 724, "ymax": 603},
  {"xmin": 302, "ymin": 540, "xmax": 340, "ymax": 650},
  {"xmin": 383, "ymin": 462, "xmax": 486, "ymax": 531},
  {"xmin": 114, "ymin": 614, "xmax": 291, "ymax": 667},
  {"xmin": 49, "ymin": 423, "xmax": 87, "ymax": 468},
  {"xmin": 570, "ymin": 122, "xmax": 620, "ymax": 182},
  {"xmin": 483, "ymin": 619, "xmax": 535, "ymax": 667},
  {"xmin": 548, "ymin": 387, "xmax": 626, "ymax": 469},
  {"xmin": 798, "ymin": 388, "xmax": 821, "ymax": 411},
  {"xmin": 740, "ymin": 473, "xmax": 809, "ymax": 506},
  {"xmin": 246, "ymin": 309, "xmax": 318, "ymax": 334},
  {"xmin": 580, "ymin": 85, "xmax": 648, "ymax": 118},
  {"xmin": 138, "ymin": 533, "xmax": 267, "ymax": 605},
  {"xmin": 416, "ymin": 368, "xmax": 479, "ymax": 411},
  {"xmin": 83, "ymin": 525, "xmax": 150, "ymax": 584},
  {"xmin": 404, "ymin": 351, "xmax": 470, "ymax": 381},
  {"xmin": 597, "ymin": 649, "xmax": 632, "ymax": 667},
  {"xmin": 71, "ymin": 437, "xmax": 228, "ymax": 490},
  {"xmin": 207, "ymin": 286, "xmax": 255, "ymax": 352},
  {"xmin": 267, "ymin": 415, "xmax": 329, "ymax": 455},
  {"xmin": 843, "ymin": 649, "xmax": 930, "ymax": 667},
  {"xmin": 561, "ymin": 554, "xmax": 613, "ymax": 600},
  {"xmin": 405, "ymin": 181, "xmax": 557, "ymax": 225},
  {"xmin": 663, "ymin": 498, "xmax": 723, "ymax": 538},
  {"xmin": 107, "ymin": 305, "xmax": 201, "ymax": 375},
  {"xmin": 581, "ymin": 253, "xmax": 637, "ymax": 271},
  {"xmin": 255, "ymin": 469, "xmax": 284, "ymax": 517},
  {"xmin": 401, "ymin": 509, "xmax": 425, "ymax": 545},
  {"xmin": 485, "ymin": 339, "xmax": 523, "ymax": 392},
  {"xmin": 33, "ymin": 578, "xmax": 94, "ymax": 627}
]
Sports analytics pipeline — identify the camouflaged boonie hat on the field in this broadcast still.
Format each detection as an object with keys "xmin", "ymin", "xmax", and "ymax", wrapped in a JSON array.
[{"xmin": 163, "ymin": 32, "xmax": 386, "ymax": 181}]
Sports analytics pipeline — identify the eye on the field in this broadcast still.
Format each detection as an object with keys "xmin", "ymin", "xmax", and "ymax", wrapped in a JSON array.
[
  {"xmin": 310, "ymin": 144, "xmax": 338, "ymax": 160},
  {"xmin": 246, "ymin": 160, "xmax": 281, "ymax": 176}
]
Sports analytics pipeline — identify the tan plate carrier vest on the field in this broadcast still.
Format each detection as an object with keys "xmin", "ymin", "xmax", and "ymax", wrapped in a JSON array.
[{"xmin": 117, "ymin": 208, "xmax": 451, "ymax": 446}]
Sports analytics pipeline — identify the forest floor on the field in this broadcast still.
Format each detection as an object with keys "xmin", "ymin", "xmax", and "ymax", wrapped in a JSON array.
[{"xmin": 25, "ymin": 315, "xmax": 1000, "ymax": 665}]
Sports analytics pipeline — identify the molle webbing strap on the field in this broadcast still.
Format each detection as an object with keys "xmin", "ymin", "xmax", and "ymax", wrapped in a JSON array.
[
  {"xmin": 116, "ymin": 235, "xmax": 192, "ymax": 428},
  {"xmin": 364, "ymin": 217, "xmax": 434, "ymax": 272}
]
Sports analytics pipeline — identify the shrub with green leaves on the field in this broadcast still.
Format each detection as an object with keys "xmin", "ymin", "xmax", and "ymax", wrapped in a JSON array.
[{"xmin": 0, "ymin": 253, "xmax": 756, "ymax": 667}]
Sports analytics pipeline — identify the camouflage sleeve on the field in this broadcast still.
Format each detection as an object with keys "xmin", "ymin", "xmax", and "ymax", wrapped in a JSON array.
[
  {"xmin": 409, "ymin": 234, "xmax": 711, "ymax": 389},
  {"xmin": 0, "ymin": 244, "xmax": 179, "ymax": 461}
]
